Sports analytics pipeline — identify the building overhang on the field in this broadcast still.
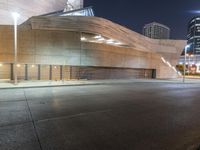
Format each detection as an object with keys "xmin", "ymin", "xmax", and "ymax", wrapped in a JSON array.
[{"xmin": 20, "ymin": 16, "xmax": 186, "ymax": 55}]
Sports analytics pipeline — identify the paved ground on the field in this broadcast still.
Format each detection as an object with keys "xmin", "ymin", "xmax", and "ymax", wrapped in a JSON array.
[
  {"xmin": 0, "ymin": 81, "xmax": 200, "ymax": 150},
  {"xmin": 1, "ymin": 78, "xmax": 200, "ymax": 89}
]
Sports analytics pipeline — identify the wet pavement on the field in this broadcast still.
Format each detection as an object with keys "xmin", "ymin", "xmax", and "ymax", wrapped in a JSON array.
[{"xmin": 0, "ymin": 81, "xmax": 200, "ymax": 150}]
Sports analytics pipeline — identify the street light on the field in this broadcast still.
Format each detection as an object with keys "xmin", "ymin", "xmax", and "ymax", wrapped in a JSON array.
[
  {"xmin": 183, "ymin": 44, "xmax": 190, "ymax": 83},
  {"xmin": 12, "ymin": 12, "xmax": 20, "ymax": 85}
]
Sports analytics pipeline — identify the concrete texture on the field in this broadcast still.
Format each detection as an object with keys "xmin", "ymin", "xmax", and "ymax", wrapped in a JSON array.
[
  {"xmin": 28, "ymin": 16, "xmax": 186, "ymax": 77},
  {"xmin": 1, "ymin": 78, "xmax": 200, "ymax": 89},
  {"xmin": 0, "ymin": 0, "xmax": 83, "ymax": 25},
  {"xmin": 0, "ymin": 81, "xmax": 200, "ymax": 150}
]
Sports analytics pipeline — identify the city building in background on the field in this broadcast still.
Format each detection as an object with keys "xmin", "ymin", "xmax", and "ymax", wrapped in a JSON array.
[
  {"xmin": 143, "ymin": 22, "xmax": 170, "ymax": 39},
  {"xmin": 178, "ymin": 16, "xmax": 200, "ymax": 74},
  {"xmin": 187, "ymin": 16, "xmax": 200, "ymax": 54}
]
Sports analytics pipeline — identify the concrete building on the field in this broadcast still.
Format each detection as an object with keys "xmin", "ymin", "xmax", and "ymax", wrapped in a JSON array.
[
  {"xmin": 0, "ymin": 1, "xmax": 186, "ymax": 82},
  {"xmin": 143, "ymin": 22, "xmax": 170, "ymax": 39}
]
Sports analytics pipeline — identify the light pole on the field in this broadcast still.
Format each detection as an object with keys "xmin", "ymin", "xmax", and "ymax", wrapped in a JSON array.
[
  {"xmin": 188, "ymin": 54, "xmax": 194, "ymax": 75},
  {"xmin": 12, "ymin": 12, "xmax": 20, "ymax": 85},
  {"xmin": 183, "ymin": 44, "xmax": 190, "ymax": 83}
]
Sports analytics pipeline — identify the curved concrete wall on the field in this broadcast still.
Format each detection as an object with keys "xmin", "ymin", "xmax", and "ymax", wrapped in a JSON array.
[
  {"xmin": 0, "ymin": 0, "xmax": 83, "ymax": 25},
  {"xmin": 0, "ymin": 16, "xmax": 186, "ymax": 79},
  {"xmin": 26, "ymin": 16, "xmax": 186, "ymax": 78}
]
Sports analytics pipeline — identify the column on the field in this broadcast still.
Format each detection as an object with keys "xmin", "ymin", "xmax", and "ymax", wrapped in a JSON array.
[
  {"xmin": 25, "ymin": 64, "xmax": 28, "ymax": 80},
  {"xmin": 10, "ymin": 63, "xmax": 14, "ymax": 81},
  {"xmin": 49, "ymin": 65, "xmax": 52, "ymax": 80},
  {"xmin": 38, "ymin": 64, "xmax": 41, "ymax": 80},
  {"xmin": 60, "ymin": 65, "xmax": 63, "ymax": 80}
]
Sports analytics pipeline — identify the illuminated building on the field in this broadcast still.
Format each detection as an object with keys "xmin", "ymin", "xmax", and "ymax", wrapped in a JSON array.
[
  {"xmin": 143, "ymin": 22, "xmax": 170, "ymax": 39},
  {"xmin": 0, "ymin": 1, "xmax": 186, "ymax": 82}
]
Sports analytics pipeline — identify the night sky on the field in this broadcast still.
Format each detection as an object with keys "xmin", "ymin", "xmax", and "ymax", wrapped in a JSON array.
[{"xmin": 84, "ymin": 0, "xmax": 200, "ymax": 40}]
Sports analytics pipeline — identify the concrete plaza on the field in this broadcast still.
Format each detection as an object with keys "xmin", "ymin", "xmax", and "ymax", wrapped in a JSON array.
[{"xmin": 0, "ymin": 80, "xmax": 200, "ymax": 150}]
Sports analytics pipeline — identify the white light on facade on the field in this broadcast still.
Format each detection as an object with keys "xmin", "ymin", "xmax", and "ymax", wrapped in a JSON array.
[
  {"xmin": 161, "ymin": 57, "xmax": 166, "ymax": 63},
  {"xmin": 114, "ymin": 42, "xmax": 122, "ymax": 45},
  {"xmin": 94, "ymin": 35, "xmax": 101, "ymax": 39},
  {"xmin": 98, "ymin": 38, "xmax": 105, "ymax": 41},
  {"xmin": 107, "ymin": 39, "xmax": 114, "ymax": 42},
  {"xmin": 172, "ymin": 66, "xmax": 177, "ymax": 72},
  {"xmin": 166, "ymin": 61, "xmax": 172, "ymax": 68},
  {"xmin": 107, "ymin": 41, "xmax": 114, "ymax": 44},
  {"xmin": 81, "ymin": 37, "xmax": 86, "ymax": 41},
  {"xmin": 107, "ymin": 39, "xmax": 114, "ymax": 44},
  {"xmin": 89, "ymin": 40, "xmax": 96, "ymax": 43}
]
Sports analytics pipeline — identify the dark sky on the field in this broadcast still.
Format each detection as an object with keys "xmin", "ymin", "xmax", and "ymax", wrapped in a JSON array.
[{"xmin": 84, "ymin": 0, "xmax": 200, "ymax": 40}]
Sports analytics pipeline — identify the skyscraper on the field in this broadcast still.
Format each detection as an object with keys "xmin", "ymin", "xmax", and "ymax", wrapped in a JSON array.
[
  {"xmin": 187, "ymin": 16, "xmax": 200, "ymax": 54},
  {"xmin": 143, "ymin": 22, "xmax": 170, "ymax": 39}
]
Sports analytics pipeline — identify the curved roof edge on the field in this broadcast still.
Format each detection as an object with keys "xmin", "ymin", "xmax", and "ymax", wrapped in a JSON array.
[{"xmin": 21, "ymin": 16, "xmax": 186, "ymax": 54}]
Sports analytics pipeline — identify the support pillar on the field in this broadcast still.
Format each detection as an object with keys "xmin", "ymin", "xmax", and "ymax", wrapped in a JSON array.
[
  {"xmin": 49, "ymin": 65, "xmax": 52, "ymax": 80},
  {"xmin": 38, "ymin": 65, "xmax": 41, "ymax": 80},
  {"xmin": 25, "ymin": 64, "xmax": 28, "ymax": 80},
  {"xmin": 10, "ymin": 63, "xmax": 14, "ymax": 81},
  {"xmin": 60, "ymin": 65, "xmax": 63, "ymax": 80},
  {"xmin": 152, "ymin": 69, "xmax": 156, "ymax": 79},
  {"xmin": 70, "ymin": 66, "xmax": 72, "ymax": 80}
]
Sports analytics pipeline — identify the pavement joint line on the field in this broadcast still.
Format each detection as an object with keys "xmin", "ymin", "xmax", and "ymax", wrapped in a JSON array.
[
  {"xmin": 1, "ymin": 79, "xmax": 200, "ymax": 89},
  {"xmin": 0, "ymin": 82, "xmax": 183, "ymax": 89},
  {"xmin": 23, "ymin": 89, "xmax": 43, "ymax": 150},
  {"xmin": 35, "ymin": 109, "xmax": 112, "ymax": 123},
  {"xmin": 0, "ymin": 121, "xmax": 32, "ymax": 129},
  {"xmin": 0, "ymin": 109, "xmax": 112, "ymax": 128},
  {"xmin": 0, "ymin": 99, "xmax": 26, "ymax": 103},
  {"xmin": 0, "ymin": 83, "xmax": 105, "ymax": 89}
]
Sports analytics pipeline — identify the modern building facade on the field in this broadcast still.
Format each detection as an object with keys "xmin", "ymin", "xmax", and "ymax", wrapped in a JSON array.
[
  {"xmin": 178, "ymin": 16, "xmax": 200, "ymax": 74},
  {"xmin": 187, "ymin": 16, "xmax": 200, "ymax": 54},
  {"xmin": 0, "ymin": 1, "xmax": 186, "ymax": 82},
  {"xmin": 143, "ymin": 22, "xmax": 170, "ymax": 39}
]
